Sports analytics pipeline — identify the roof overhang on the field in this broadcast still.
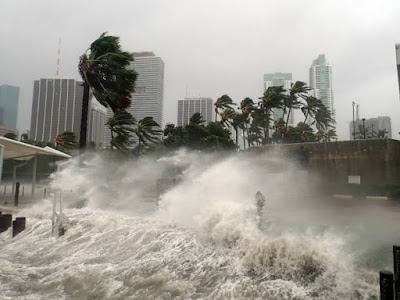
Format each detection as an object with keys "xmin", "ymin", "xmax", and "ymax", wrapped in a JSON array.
[{"xmin": 0, "ymin": 137, "xmax": 72, "ymax": 161}]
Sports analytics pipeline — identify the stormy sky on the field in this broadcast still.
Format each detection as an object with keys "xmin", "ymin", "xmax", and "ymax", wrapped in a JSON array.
[{"xmin": 0, "ymin": 0, "xmax": 399, "ymax": 139}]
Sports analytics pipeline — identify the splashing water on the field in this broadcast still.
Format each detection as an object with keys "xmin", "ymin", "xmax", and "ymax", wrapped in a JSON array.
[{"xmin": 1, "ymin": 149, "xmax": 396, "ymax": 299}]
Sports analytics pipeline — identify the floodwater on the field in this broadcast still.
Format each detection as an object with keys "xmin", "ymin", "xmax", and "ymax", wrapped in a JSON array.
[{"xmin": 1, "ymin": 150, "xmax": 398, "ymax": 299}]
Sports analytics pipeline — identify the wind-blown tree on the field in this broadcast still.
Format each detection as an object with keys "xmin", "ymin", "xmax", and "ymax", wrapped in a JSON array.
[
  {"xmin": 135, "ymin": 117, "xmax": 161, "ymax": 156},
  {"xmin": 240, "ymin": 97, "xmax": 254, "ymax": 149},
  {"xmin": 301, "ymin": 96, "xmax": 323, "ymax": 124},
  {"xmin": 78, "ymin": 32, "xmax": 137, "ymax": 150},
  {"xmin": 214, "ymin": 95, "xmax": 236, "ymax": 122},
  {"xmin": 314, "ymin": 105, "xmax": 335, "ymax": 132},
  {"xmin": 54, "ymin": 131, "xmax": 78, "ymax": 150},
  {"xmin": 107, "ymin": 110, "xmax": 136, "ymax": 151},
  {"xmin": 284, "ymin": 81, "xmax": 310, "ymax": 130},
  {"xmin": 258, "ymin": 86, "xmax": 286, "ymax": 144},
  {"xmin": 189, "ymin": 112, "xmax": 204, "ymax": 125}
]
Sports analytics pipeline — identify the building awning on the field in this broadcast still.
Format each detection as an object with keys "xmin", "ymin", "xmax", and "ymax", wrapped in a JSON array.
[{"xmin": 0, "ymin": 137, "xmax": 72, "ymax": 161}]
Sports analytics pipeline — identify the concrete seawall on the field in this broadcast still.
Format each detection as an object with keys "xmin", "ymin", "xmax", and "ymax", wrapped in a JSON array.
[{"xmin": 247, "ymin": 139, "xmax": 400, "ymax": 187}]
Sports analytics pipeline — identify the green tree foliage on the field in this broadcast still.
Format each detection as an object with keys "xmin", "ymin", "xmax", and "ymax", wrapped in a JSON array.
[
  {"xmin": 107, "ymin": 110, "xmax": 136, "ymax": 151},
  {"xmin": 258, "ymin": 86, "xmax": 287, "ymax": 144},
  {"xmin": 135, "ymin": 117, "xmax": 161, "ymax": 156},
  {"xmin": 163, "ymin": 115, "xmax": 236, "ymax": 151},
  {"xmin": 78, "ymin": 32, "xmax": 137, "ymax": 149},
  {"xmin": 214, "ymin": 95, "xmax": 236, "ymax": 122}
]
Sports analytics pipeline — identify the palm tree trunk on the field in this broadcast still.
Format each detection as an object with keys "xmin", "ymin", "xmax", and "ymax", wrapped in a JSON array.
[
  {"xmin": 137, "ymin": 139, "xmax": 141, "ymax": 157},
  {"xmin": 79, "ymin": 81, "xmax": 90, "ymax": 151},
  {"xmin": 285, "ymin": 108, "xmax": 292, "ymax": 130}
]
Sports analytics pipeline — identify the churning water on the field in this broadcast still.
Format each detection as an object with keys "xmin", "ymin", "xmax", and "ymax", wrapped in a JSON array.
[{"xmin": 1, "ymin": 149, "xmax": 399, "ymax": 299}]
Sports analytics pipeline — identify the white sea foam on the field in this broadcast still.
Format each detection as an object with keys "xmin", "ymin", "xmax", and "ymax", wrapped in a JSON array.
[{"xmin": 0, "ymin": 149, "xmax": 388, "ymax": 299}]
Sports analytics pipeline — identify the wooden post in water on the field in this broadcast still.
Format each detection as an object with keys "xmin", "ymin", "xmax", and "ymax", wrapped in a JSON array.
[
  {"xmin": 12, "ymin": 217, "xmax": 26, "ymax": 237},
  {"xmin": 380, "ymin": 270, "xmax": 394, "ymax": 300},
  {"xmin": 394, "ymin": 245, "xmax": 400, "ymax": 300},
  {"xmin": 14, "ymin": 181, "xmax": 20, "ymax": 207},
  {"xmin": 0, "ymin": 214, "xmax": 12, "ymax": 233}
]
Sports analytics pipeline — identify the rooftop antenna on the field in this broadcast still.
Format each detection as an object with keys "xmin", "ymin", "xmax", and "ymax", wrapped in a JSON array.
[{"xmin": 56, "ymin": 38, "xmax": 61, "ymax": 76}]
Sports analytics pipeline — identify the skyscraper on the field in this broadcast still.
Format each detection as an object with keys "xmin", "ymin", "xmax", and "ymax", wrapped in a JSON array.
[
  {"xmin": 396, "ymin": 44, "xmax": 400, "ymax": 98},
  {"xmin": 104, "ymin": 52, "xmax": 164, "ymax": 147},
  {"xmin": 177, "ymin": 97, "xmax": 214, "ymax": 126},
  {"xmin": 29, "ymin": 78, "xmax": 106, "ymax": 145},
  {"xmin": 0, "ymin": 84, "xmax": 19, "ymax": 130},
  {"xmin": 263, "ymin": 73, "xmax": 294, "ymax": 125},
  {"xmin": 309, "ymin": 54, "xmax": 335, "ymax": 122}
]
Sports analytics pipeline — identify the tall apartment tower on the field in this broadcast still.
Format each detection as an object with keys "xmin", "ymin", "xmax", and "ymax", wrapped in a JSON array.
[
  {"xmin": 396, "ymin": 44, "xmax": 400, "ymax": 98},
  {"xmin": 309, "ymin": 54, "xmax": 335, "ymax": 122},
  {"xmin": 29, "ymin": 78, "xmax": 106, "ymax": 146},
  {"xmin": 0, "ymin": 84, "xmax": 20, "ymax": 130},
  {"xmin": 263, "ymin": 73, "xmax": 294, "ymax": 125},
  {"xmin": 104, "ymin": 52, "xmax": 164, "ymax": 147},
  {"xmin": 177, "ymin": 97, "xmax": 213, "ymax": 126}
]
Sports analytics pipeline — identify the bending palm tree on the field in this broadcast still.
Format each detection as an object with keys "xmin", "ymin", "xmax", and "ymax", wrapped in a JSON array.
[
  {"xmin": 78, "ymin": 33, "xmax": 137, "ymax": 150},
  {"xmin": 240, "ymin": 97, "xmax": 254, "ymax": 149},
  {"xmin": 135, "ymin": 117, "xmax": 161, "ymax": 156},
  {"xmin": 258, "ymin": 86, "xmax": 286, "ymax": 144},
  {"xmin": 284, "ymin": 81, "xmax": 310, "ymax": 130},
  {"xmin": 107, "ymin": 110, "xmax": 136, "ymax": 151},
  {"xmin": 214, "ymin": 95, "xmax": 236, "ymax": 122}
]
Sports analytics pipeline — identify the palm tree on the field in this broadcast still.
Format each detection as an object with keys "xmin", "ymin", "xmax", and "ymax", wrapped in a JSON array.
[
  {"xmin": 214, "ymin": 95, "xmax": 236, "ymax": 122},
  {"xmin": 284, "ymin": 81, "xmax": 310, "ymax": 130},
  {"xmin": 78, "ymin": 33, "xmax": 137, "ymax": 150},
  {"xmin": 258, "ymin": 86, "xmax": 286, "ymax": 144},
  {"xmin": 314, "ymin": 105, "xmax": 335, "ymax": 132},
  {"xmin": 107, "ymin": 110, "xmax": 136, "ymax": 151},
  {"xmin": 189, "ymin": 113, "xmax": 204, "ymax": 125},
  {"xmin": 301, "ymin": 96, "xmax": 323, "ymax": 124},
  {"xmin": 135, "ymin": 117, "xmax": 161, "ymax": 156},
  {"xmin": 240, "ymin": 97, "xmax": 254, "ymax": 149}
]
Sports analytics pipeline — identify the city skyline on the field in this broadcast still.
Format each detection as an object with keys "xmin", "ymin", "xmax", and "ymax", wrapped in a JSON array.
[{"xmin": 1, "ymin": 1, "xmax": 399, "ymax": 141}]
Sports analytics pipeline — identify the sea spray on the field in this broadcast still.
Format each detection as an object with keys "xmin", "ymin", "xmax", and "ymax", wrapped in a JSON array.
[{"xmin": 0, "ymin": 149, "xmax": 385, "ymax": 299}]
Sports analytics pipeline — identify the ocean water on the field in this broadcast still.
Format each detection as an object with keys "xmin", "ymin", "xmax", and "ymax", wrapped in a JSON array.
[{"xmin": 1, "ymin": 149, "xmax": 397, "ymax": 299}]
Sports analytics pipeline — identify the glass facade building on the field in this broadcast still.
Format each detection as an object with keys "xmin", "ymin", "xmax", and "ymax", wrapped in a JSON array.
[{"xmin": 0, "ymin": 84, "xmax": 19, "ymax": 130}]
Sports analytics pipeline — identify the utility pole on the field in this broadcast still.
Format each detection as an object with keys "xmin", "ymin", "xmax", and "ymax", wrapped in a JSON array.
[{"xmin": 362, "ymin": 118, "xmax": 366, "ymax": 139}]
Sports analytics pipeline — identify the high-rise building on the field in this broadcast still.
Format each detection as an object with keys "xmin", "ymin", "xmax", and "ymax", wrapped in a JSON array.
[
  {"xmin": 177, "ymin": 97, "xmax": 214, "ymax": 126},
  {"xmin": 309, "ymin": 54, "xmax": 335, "ymax": 122},
  {"xmin": 263, "ymin": 73, "xmax": 294, "ymax": 125},
  {"xmin": 88, "ymin": 100, "xmax": 107, "ymax": 148},
  {"xmin": 396, "ymin": 44, "xmax": 400, "ymax": 98},
  {"xmin": 29, "ymin": 78, "xmax": 106, "ymax": 145},
  {"xmin": 0, "ymin": 84, "xmax": 20, "ymax": 130},
  {"xmin": 104, "ymin": 52, "xmax": 164, "ymax": 147},
  {"xmin": 349, "ymin": 116, "xmax": 391, "ymax": 139}
]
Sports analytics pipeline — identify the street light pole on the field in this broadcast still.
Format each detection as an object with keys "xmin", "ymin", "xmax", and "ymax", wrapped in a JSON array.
[{"xmin": 352, "ymin": 102, "xmax": 356, "ymax": 140}]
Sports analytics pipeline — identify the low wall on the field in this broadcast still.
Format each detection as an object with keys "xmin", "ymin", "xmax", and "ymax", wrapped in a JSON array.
[{"xmin": 248, "ymin": 139, "xmax": 400, "ymax": 186}]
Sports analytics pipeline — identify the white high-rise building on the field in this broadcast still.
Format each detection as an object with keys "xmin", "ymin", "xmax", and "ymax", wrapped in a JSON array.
[
  {"xmin": 263, "ymin": 73, "xmax": 294, "ymax": 125},
  {"xmin": 104, "ymin": 52, "xmax": 164, "ymax": 147},
  {"xmin": 309, "ymin": 54, "xmax": 335, "ymax": 122},
  {"xmin": 29, "ymin": 78, "xmax": 106, "ymax": 146},
  {"xmin": 177, "ymin": 97, "xmax": 214, "ymax": 126}
]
